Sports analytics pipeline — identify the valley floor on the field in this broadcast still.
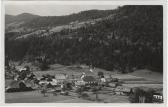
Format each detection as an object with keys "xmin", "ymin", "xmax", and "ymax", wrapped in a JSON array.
[
  {"xmin": 5, "ymin": 64, "xmax": 163, "ymax": 103},
  {"xmin": 5, "ymin": 90, "xmax": 130, "ymax": 103}
]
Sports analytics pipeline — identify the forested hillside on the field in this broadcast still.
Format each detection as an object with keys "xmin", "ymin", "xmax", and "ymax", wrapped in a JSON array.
[
  {"xmin": 22, "ymin": 9, "xmax": 116, "ymax": 28},
  {"xmin": 5, "ymin": 5, "xmax": 163, "ymax": 73}
]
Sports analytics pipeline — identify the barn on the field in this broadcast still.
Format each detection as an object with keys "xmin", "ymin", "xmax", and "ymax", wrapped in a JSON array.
[
  {"xmin": 83, "ymin": 76, "xmax": 97, "ymax": 85},
  {"xmin": 55, "ymin": 73, "xmax": 67, "ymax": 83},
  {"xmin": 75, "ymin": 76, "xmax": 98, "ymax": 86}
]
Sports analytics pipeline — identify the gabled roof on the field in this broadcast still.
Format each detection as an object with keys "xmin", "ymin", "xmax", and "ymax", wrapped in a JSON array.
[
  {"xmin": 83, "ymin": 76, "xmax": 96, "ymax": 82},
  {"xmin": 55, "ymin": 73, "xmax": 67, "ymax": 80}
]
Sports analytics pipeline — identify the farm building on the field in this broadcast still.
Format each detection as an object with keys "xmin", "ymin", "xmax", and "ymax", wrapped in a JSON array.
[
  {"xmin": 75, "ymin": 75, "xmax": 98, "ymax": 86},
  {"xmin": 55, "ymin": 73, "xmax": 67, "ymax": 83},
  {"xmin": 114, "ymin": 86, "xmax": 131, "ymax": 95},
  {"xmin": 83, "ymin": 76, "xmax": 97, "ymax": 83}
]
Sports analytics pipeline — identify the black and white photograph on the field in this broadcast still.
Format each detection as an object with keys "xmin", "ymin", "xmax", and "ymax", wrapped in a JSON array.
[{"xmin": 3, "ymin": 1, "xmax": 165, "ymax": 104}]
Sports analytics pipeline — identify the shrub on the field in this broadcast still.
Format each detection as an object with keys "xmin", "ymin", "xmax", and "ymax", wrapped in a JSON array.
[
  {"xmin": 98, "ymin": 72, "xmax": 104, "ymax": 78},
  {"xmin": 111, "ymin": 78, "xmax": 119, "ymax": 82},
  {"xmin": 116, "ymin": 81, "xmax": 123, "ymax": 86},
  {"xmin": 75, "ymin": 87, "xmax": 84, "ymax": 94},
  {"xmin": 41, "ymin": 89, "xmax": 47, "ymax": 97},
  {"xmin": 81, "ymin": 93, "xmax": 89, "ymax": 99}
]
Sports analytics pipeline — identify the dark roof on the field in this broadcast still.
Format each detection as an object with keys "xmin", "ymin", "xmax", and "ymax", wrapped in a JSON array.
[{"xmin": 83, "ymin": 76, "xmax": 96, "ymax": 82}]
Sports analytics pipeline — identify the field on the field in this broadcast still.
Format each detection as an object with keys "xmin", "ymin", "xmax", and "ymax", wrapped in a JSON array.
[
  {"xmin": 5, "ymin": 90, "xmax": 130, "ymax": 103},
  {"xmin": 5, "ymin": 64, "xmax": 163, "ymax": 103}
]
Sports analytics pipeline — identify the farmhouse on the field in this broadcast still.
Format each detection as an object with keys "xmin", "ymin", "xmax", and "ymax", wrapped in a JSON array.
[
  {"xmin": 114, "ymin": 86, "xmax": 131, "ymax": 95},
  {"xmin": 55, "ymin": 73, "xmax": 67, "ymax": 83},
  {"xmin": 83, "ymin": 76, "xmax": 97, "ymax": 84},
  {"xmin": 75, "ymin": 75, "xmax": 98, "ymax": 86}
]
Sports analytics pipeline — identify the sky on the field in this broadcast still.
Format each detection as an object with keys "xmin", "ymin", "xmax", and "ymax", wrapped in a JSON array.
[{"xmin": 5, "ymin": 5, "xmax": 119, "ymax": 16}]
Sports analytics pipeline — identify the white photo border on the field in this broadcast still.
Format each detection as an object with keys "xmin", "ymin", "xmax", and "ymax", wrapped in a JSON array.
[{"xmin": 0, "ymin": 1, "xmax": 167, "ymax": 107}]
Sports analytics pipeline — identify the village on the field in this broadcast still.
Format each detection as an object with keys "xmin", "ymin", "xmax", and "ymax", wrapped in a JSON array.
[
  {"xmin": 5, "ymin": 63, "xmax": 163, "ymax": 103},
  {"xmin": 3, "ymin": 3, "xmax": 164, "ymax": 105}
]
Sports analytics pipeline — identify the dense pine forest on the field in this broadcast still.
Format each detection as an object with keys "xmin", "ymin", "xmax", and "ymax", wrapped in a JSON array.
[{"xmin": 5, "ymin": 5, "xmax": 163, "ymax": 73}]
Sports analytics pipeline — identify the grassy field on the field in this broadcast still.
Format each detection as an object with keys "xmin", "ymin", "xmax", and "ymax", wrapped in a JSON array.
[
  {"xmin": 5, "ymin": 90, "xmax": 130, "ymax": 103},
  {"xmin": 5, "ymin": 63, "xmax": 163, "ymax": 103}
]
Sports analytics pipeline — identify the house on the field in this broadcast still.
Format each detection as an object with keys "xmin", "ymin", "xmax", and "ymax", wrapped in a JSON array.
[
  {"xmin": 152, "ymin": 89, "xmax": 163, "ymax": 103},
  {"xmin": 115, "ymin": 86, "xmax": 131, "ymax": 95},
  {"xmin": 75, "ymin": 75, "xmax": 98, "ymax": 86},
  {"xmin": 83, "ymin": 76, "xmax": 98, "ymax": 85},
  {"xmin": 50, "ymin": 79, "xmax": 58, "ymax": 86},
  {"xmin": 55, "ymin": 73, "xmax": 67, "ymax": 83},
  {"xmin": 75, "ymin": 79, "xmax": 86, "ymax": 86},
  {"xmin": 24, "ymin": 79, "xmax": 36, "ymax": 88}
]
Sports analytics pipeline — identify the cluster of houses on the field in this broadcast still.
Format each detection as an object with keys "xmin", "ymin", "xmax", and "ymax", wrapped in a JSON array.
[
  {"xmin": 6, "ymin": 65, "xmax": 103, "ymax": 92},
  {"xmin": 38, "ymin": 72, "xmax": 100, "ymax": 88},
  {"xmin": 5, "ymin": 66, "xmax": 163, "ymax": 103}
]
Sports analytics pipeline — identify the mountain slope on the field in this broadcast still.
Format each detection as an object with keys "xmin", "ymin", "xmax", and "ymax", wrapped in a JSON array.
[
  {"xmin": 5, "ymin": 13, "xmax": 40, "ymax": 24},
  {"xmin": 5, "ymin": 13, "xmax": 40, "ymax": 33},
  {"xmin": 5, "ymin": 9, "xmax": 117, "ymax": 39},
  {"xmin": 22, "ymin": 9, "xmax": 117, "ymax": 28},
  {"xmin": 5, "ymin": 5, "xmax": 163, "ymax": 73},
  {"xmin": 5, "ymin": 14, "xmax": 15, "ymax": 24}
]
